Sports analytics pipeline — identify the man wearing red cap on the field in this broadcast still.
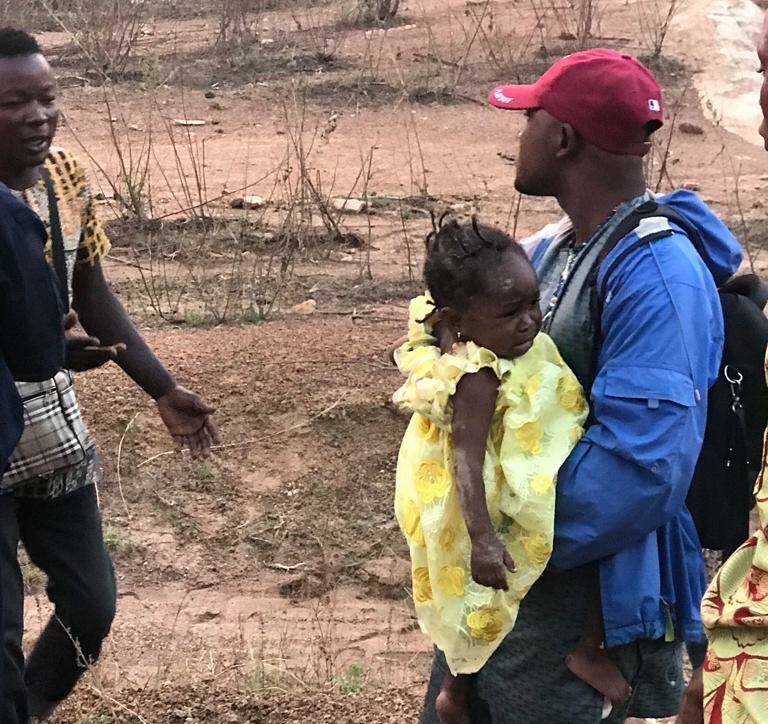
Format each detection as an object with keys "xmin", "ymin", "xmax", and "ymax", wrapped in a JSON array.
[{"xmin": 418, "ymin": 49, "xmax": 742, "ymax": 724}]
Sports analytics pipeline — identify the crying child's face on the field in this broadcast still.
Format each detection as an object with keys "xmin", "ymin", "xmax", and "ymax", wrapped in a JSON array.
[{"xmin": 459, "ymin": 252, "xmax": 542, "ymax": 360}]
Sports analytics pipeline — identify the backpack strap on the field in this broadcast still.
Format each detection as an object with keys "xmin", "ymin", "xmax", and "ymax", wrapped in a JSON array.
[
  {"xmin": 41, "ymin": 167, "xmax": 69, "ymax": 311},
  {"xmin": 585, "ymin": 201, "xmax": 704, "ymax": 388},
  {"xmin": 593, "ymin": 202, "xmax": 706, "ymax": 305}
]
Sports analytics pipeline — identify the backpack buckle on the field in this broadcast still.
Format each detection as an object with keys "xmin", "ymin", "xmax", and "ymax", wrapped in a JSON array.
[{"xmin": 724, "ymin": 364, "xmax": 744, "ymax": 413}]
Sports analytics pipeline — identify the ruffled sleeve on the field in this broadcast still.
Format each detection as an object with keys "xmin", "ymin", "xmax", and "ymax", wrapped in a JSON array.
[{"xmin": 393, "ymin": 294, "xmax": 503, "ymax": 428}]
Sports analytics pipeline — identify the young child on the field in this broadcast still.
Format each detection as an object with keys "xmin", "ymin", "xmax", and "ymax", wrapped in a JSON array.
[{"xmin": 393, "ymin": 217, "xmax": 627, "ymax": 724}]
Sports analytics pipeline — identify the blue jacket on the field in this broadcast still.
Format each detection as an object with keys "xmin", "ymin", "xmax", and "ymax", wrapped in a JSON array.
[
  {"xmin": 0, "ymin": 184, "xmax": 66, "ymax": 472},
  {"xmin": 530, "ymin": 190, "xmax": 743, "ymax": 647}
]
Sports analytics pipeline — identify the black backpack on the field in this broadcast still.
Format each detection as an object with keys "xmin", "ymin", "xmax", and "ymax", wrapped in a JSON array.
[{"xmin": 590, "ymin": 201, "xmax": 768, "ymax": 556}]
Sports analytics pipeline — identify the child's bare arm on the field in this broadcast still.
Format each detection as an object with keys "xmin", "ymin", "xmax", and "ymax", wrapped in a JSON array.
[{"xmin": 452, "ymin": 368, "xmax": 515, "ymax": 590}]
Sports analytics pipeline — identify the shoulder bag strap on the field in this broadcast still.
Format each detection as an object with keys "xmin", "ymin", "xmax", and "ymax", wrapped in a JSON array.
[{"xmin": 41, "ymin": 167, "xmax": 68, "ymax": 310}]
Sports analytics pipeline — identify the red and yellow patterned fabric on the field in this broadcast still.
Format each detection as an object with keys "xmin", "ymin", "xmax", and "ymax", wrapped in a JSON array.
[{"xmin": 701, "ymin": 356, "xmax": 768, "ymax": 723}]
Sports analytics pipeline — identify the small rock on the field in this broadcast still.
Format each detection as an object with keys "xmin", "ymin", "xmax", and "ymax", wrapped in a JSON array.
[
  {"xmin": 753, "ymin": 199, "xmax": 765, "ymax": 209},
  {"xmin": 681, "ymin": 182, "xmax": 700, "ymax": 191},
  {"xmin": 331, "ymin": 197, "xmax": 367, "ymax": 214},
  {"xmin": 204, "ymin": 90, "xmax": 216, "ymax": 99},
  {"xmin": 278, "ymin": 572, "xmax": 329, "ymax": 599},
  {"xmin": 363, "ymin": 556, "xmax": 410, "ymax": 588},
  {"xmin": 210, "ymin": 102, "xmax": 226, "ymax": 111},
  {"xmin": 242, "ymin": 195, "xmax": 265, "ymax": 209},
  {"xmin": 290, "ymin": 300, "xmax": 317, "ymax": 316},
  {"xmin": 679, "ymin": 122, "xmax": 705, "ymax": 136},
  {"xmin": 193, "ymin": 610, "xmax": 221, "ymax": 623},
  {"xmin": 230, "ymin": 195, "xmax": 266, "ymax": 210},
  {"xmin": 174, "ymin": 119, "xmax": 206, "ymax": 127}
]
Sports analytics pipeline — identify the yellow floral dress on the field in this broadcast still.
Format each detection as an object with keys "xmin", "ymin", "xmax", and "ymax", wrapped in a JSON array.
[
  {"xmin": 701, "ymin": 354, "xmax": 768, "ymax": 724},
  {"xmin": 394, "ymin": 295, "xmax": 588, "ymax": 675}
]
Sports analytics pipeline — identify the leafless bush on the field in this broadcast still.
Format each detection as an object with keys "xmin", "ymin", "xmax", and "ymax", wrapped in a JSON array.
[
  {"xmin": 636, "ymin": 0, "xmax": 682, "ymax": 59},
  {"xmin": 346, "ymin": 0, "xmax": 400, "ymax": 26},
  {"xmin": 41, "ymin": 0, "xmax": 148, "ymax": 78},
  {"xmin": 528, "ymin": 0, "xmax": 601, "ymax": 49},
  {"xmin": 468, "ymin": 1, "xmax": 539, "ymax": 77},
  {"xmin": 215, "ymin": 0, "xmax": 261, "ymax": 54},
  {"xmin": 0, "ymin": 0, "xmax": 39, "ymax": 29},
  {"xmin": 575, "ymin": 0, "xmax": 599, "ymax": 47},
  {"xmin": 74, "ymin": 83, "xmax": 378, "ymax": 323}
]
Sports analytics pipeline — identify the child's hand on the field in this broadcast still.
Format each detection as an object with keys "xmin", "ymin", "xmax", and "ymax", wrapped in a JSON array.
[
  {"xmin": 470, "ymin": 534, "xmax": 515, "ymax": 590},
  {"xmin": 433, "ymin": 318, "xmax": 458, "ymax": 353}
]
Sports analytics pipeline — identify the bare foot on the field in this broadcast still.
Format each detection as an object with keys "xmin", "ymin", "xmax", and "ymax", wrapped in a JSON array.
[
  {"xmin": 566, "ymin": 640, "xmax": 632, "ymax": 704},
  {"xmin": 435, "ymin": 673, "xmax": 471, "ymax": 724}
]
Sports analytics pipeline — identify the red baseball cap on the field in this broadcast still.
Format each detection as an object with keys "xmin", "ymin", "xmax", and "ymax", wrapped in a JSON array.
[{"xmin": 489, "ymin": 49, "xmax": 664, "ymax": 156}]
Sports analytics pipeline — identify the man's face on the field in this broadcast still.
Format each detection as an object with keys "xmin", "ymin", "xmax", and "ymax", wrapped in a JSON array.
[
  {"xmin": 0, "ymin": 53, "xmax": 58, "ymax": 176},
  {"xmin": 514, "ymin": 108, "xmax": 561, "ymax": 196},
  {"xmin": 759, "ymin": 13, "xmax": 768, "ymax": 150}
]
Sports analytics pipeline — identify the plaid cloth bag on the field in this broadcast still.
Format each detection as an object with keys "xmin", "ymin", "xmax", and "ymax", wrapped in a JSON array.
[
  {"xmin": 1, "ymin": 169, "xmax": 90, "ymax": 489},
  {"xmin": 2, "ymin": 371, "xmax": 91, "ymax": 487}
]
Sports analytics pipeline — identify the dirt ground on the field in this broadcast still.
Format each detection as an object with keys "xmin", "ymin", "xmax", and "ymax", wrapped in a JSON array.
[{"xmin": 10, "ymin": 0, "xmax": 768, "ymax": 721}]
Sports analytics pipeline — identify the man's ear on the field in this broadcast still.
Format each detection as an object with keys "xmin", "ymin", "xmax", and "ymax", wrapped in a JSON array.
[{"xmin": 555, "ymin": 123, "xmax": 580, "ymax": 159}]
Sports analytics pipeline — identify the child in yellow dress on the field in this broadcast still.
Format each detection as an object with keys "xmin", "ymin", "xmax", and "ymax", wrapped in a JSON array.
[{"xmin": 394, "ymin": 218, "xmax": 621, "ymax": 723}]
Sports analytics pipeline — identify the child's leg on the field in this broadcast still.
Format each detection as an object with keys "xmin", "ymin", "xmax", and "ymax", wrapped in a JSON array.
[
  {"xmin": 566, "ymin": 585, "xmax": 632, "ymax": 705},
  {"xmin": 435, "ymin": 671, "xmax": 471, "ymax": 724}
]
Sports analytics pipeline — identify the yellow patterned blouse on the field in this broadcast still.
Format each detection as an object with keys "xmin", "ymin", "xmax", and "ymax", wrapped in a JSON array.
[
  {"xmin": 19, "ymin": 147, "xmax": 112, "ymax": 299},
  {"xmin": 701, "ymin": 354, "xmax": 768, "ymax": 724},
  {"xmin": 393, "ymin": 295, "xmax": 588, "ymax": 675}
]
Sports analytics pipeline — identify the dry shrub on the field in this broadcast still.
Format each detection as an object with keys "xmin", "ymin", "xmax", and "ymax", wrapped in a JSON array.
[
  {"xmin": 348, "ymin": 0, "xmax": 400, "ymax": 26},
  {"xmin": 0, "ymin": 0, "xmax": 53, "ymax": 31},
  {"xmin": 529, "ymin": 0, "xmax": 602, "ymax": 49},
  {"xmin": 215, "ymin": 0, "xmax": 262, "ymax": 54},
  {"xmin": 636, "ymin": 0, "xmax": 682, "ymax": 59},
  {"xmin": 575, "ymin": 0, "xmax": 599, "ymax": 47},
  {"xmin": 42, "ymin": 0, "xmax": 148, "ymax": 78}
]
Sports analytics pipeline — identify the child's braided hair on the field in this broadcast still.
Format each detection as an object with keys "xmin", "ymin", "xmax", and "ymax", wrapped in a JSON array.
[{"xmin": 424, "ymin": 212, "xmax": 527, "ymax": 311}]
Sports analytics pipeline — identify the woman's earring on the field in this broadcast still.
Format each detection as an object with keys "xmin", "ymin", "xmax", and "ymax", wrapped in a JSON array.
[{"xmin": 457, "ymin": 330, "xmax": 463, "ymax": 342}]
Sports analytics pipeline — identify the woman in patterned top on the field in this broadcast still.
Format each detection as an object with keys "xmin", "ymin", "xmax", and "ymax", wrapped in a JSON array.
[
  {"xmin": 689, "ymin": 11, "xmax": 768, "ymax": 724},
  {"xmin": 0, "ymin": 28, "xmax": 219, "ymax": 722}
]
